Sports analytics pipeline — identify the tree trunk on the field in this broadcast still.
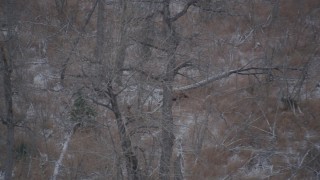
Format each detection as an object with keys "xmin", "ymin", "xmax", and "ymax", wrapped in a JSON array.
[
  {"xmin": 1, "ymin": 42, "xmax": 14, "ymax": 180},
  {"xmin": 94, "ymin": 1, "xmax": 139, "ymax": 179},
  {"xmin": 160, "ymin": 80, "xmax": 175, "ymax": 180},
  {"xmin": 137, "ymin": 17, "xmax": 154, "ymax": 112},
  {"xmin": 159, "ymin": 49, "xmax": 177, "ymax": 179},
  {"xmin": 5, "ymin": 124, "xmax": 14, "ymax": 180},
  {"xmin": 115, "ymin": 0, "xmax": 128, "ymax": 86},
  {"xmin": 173, "ymin": 155, "xmax": 183, "ymax": 180},
  {"xmin": 108, "ymin": 84, "xmax": 139, "ymax": 180},
  {"xmin": 159, "ymin": 1, "xmax": 179, "ymax": 179},
  {"xmin": 51, "ymin": 123, "xmax": 80, "ymax": 180},
  {"xmin": 2, "ymin": 1, "xmax": 17, "ymax": 179},
  {"xmin": 95, "ymin": 0, "xmax": 106, "ymax": 64}
]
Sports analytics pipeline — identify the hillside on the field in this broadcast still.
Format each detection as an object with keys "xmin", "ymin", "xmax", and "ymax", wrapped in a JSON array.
[{"xmin": 1, "ymin": 0, "xmax": 320, "ymax": 179}]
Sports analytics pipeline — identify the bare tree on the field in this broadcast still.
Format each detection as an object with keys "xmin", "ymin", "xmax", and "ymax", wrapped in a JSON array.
[
  {"xmin": 0, "ymin": 0, "xmax": 319, "ymax": 179},
  {"xmin": 91, "ymin": 1, "xmax": 139, "ymax": 179},
  {"xmin": 1, "ymin": 0, "xmax": 18, "ymax": 179},
  {"xmin": 159, "ymin": 1, "xmax": 197, "ymax": 179},
  {"xmin": 1, "ymin": 40, "xmax": 14, "ymax": 180}
]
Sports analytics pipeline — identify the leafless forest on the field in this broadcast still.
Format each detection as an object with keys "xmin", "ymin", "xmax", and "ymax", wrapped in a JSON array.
[{"xmin": 1, "ymin": 0, "xmax": 320, "ymax": 179}]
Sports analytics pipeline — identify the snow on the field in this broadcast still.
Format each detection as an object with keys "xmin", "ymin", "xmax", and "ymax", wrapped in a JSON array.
[
  {"xmin": 33, "ymin": 73, "xmax": 48, "ymax": 89},
  {"xmin": 53, "ymin": 83, "xmax": 63, "ymax": 92}
]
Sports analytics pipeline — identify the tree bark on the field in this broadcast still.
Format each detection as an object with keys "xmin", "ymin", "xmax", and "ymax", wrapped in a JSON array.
[
  {"xmin": 137, "ymin": 15, "xmax": 155, "ymax": 112},
  {"xmin": 159, "ymin": 1, "xmax": 197, "ymax": 178},
  {"xmin": 95, "ymin": 0, "xmax": 106, "ymax": 64},
  {"xmin": 1, "ymin": 1, "xmax": 17, "ymax": 179},
  {"xmin": 173, "ymin": 155, "xmax": 183, "ymax": 180},
  {"xmin": 1, "ymin": 41, "xmax": 14, "ymax": 180},
  {"xmin": 108, "ymin": 84, "xmax": 139, "ymax": 180},
  {"xmin": 51, "ymin": 123, "xmax": 80, "ymax": 180},
  {"xmin": 94, "ymin": 1, "xmax": 139, "ymax": 179},
  {"xmin": 159, "ymin": 1, "xmax": 179, "ymax": 179},
  {"xmin": 160, "ymin": 77, "xmax": 175, "ymax": 180},
  {"xmin": 115, "ymin": 0, "xmax": 128, "ymax": 86}
]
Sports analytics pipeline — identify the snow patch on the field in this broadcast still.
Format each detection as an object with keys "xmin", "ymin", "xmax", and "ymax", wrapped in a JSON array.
[
  {"xmin": 305, "ymin": 131, "xmax": 318, "ymax": 140},
  {"xmin": 53, "ymin": 83, "xmax": 63, "ymax": 92},
  {"xmin": 41, "ymin": 129, "xmax": 53, "ymax": 139},
  {"xmin": 33, "ymin": 73, "xmax": 48, "ymax": 89},
  {"xmin": 175, "ymin": 113, "xmax": 194, "ymax": 141},
  {"xmin": 26, "ymin": 103, "xmax": 35, "ymax": 119},
  {"xmin": 229, "ymin": 154, "xmax": 241, "ymax": 163}
]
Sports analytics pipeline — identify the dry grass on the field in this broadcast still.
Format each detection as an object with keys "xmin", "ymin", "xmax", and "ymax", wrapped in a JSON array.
[
  {"xmin": 176, "ymin": 70, "xmax": 320, "ymax": 179},
  {"xmin": 1, "ymin": 0, "xmax": 319, "ymax": 179}
]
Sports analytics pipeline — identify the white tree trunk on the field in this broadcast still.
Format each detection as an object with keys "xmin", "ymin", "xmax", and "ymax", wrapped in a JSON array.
[{"xmin": 51, "ymin": 123, "xmax": 79, "ymax": 180}]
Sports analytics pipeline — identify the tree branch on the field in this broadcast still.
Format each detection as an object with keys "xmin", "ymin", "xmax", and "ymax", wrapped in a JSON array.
[
  {"xmin": 90, "ymin": 97, "xmax": 112, "ymax": 110},
  {"xmin": 173, "ymin": 69, "xmax": 234, "ymax": 92},
  {"xmin": 130, "ymin": 37, "xmax": 168, "ymax": 52},
  {"xmin": 173, "ymin": 61, "xmax": 193, "ymax": 75},
  {"xmin": 60, "ymin": 0, "xmax": 99, "ymax": 81},
  {"xmin": 170, "ymin": 0, "xmax": 198, "ymax": 22},
  {"xmin": 122, "ymin": 67, "xmax": 163, "ymax": 81},
  {"xmin": 173, "ymin": 66, "xmax": 297, "ymax": 92}
]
